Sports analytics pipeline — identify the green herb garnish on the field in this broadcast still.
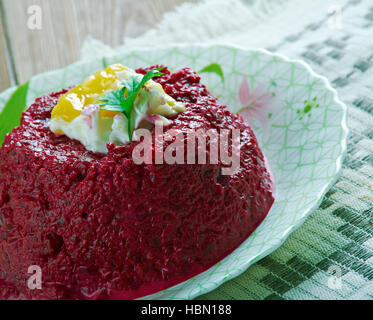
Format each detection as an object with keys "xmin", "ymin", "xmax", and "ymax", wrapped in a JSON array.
[
  {"xmin": 98, "ymin": 67, "xmax": 164, "ymax": 141},
  {"xmin": 199, "ymin": 63, "xmax": 224, "ymax": 82}
]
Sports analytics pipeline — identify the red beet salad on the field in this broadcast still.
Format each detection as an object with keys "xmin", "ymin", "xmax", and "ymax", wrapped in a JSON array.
[{"xmin": 0, "ymin": 65, "xmax": 274, "ymax": 300}]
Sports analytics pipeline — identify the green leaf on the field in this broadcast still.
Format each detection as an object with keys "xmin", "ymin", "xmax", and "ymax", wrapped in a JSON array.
[
  {"xmin": 304, "ymin": 103, "xmax": 313, "ymax": 114},
  {"xmin": 102, "ymin": 57, "xmax": 109, "ymax": 68},
  {"xmin": 98, "ymin": 67, "xmax": 164, "ymax": 141},
  {"xmin": 0, "ymin": 81, "xmax": 30, "ymax": 147},
  {"xmin": 199, "ymin": 63, "xmax": 224, "ymax": 82},
  {"xmin": 99, "ymin": 87, "xmax": 127, "ymax": 112}
]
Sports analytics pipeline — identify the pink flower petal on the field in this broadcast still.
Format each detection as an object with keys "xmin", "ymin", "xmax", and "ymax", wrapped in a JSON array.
[
  {"xmin": 255, "ymin": 93, "xmax": 274, "ymax": 110},
  {"xmin": 238, "ymin": 80, "xmax": 277, "ymax": 130},
  {"xmin": 238, "ymin": 77, "xmax": 252, "ymax": 106},
  {"xmin": 250, "ymin": 83, "xmax": 267, "ymax": 98}
]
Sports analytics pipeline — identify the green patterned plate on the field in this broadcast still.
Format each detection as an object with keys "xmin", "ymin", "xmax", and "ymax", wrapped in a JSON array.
[{"xmin": 0, "ymin": 44, "xmax": 348, "ymax": 300}]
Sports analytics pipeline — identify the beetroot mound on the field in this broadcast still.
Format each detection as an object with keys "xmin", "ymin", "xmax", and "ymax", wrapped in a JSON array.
[{"xmin": 0, "ymin": 66, "xmax": 274, "ymax": 300}]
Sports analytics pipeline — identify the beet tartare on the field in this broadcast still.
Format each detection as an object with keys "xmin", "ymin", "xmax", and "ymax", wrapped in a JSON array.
[{"xmin": 0, "ymin": 65, "xmax": 274, "ymax": 299}]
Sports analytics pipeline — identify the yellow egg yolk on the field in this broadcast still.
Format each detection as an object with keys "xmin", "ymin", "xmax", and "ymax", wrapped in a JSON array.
[{"xmin": 51, "ymin": 64, "xmax": 129, "ymax": 124}]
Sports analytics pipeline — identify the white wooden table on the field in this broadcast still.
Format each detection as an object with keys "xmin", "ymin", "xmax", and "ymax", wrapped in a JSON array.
[{"xmin": 0, "ymin": 0, "xmax": 197, "ymax": 91}]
